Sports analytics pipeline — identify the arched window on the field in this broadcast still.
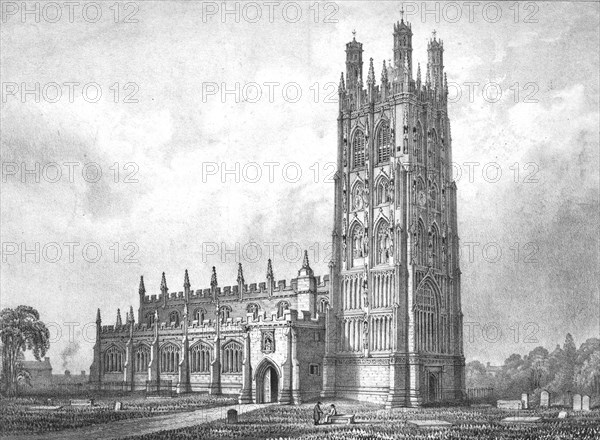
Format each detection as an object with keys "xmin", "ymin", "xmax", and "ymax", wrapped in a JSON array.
[
  {"xmin": 417, "ymin": 219, "xmax": 426, "ymax": 266},
  {"xmin": 246, "ymin": 303, "xmax": 259, "ymax": 320},
  {"xmin": 352, "ymin": 129, "xmax": 366, "ymax": 168},
  {"xmin": 277, "ymin": 301, "xmax": 290, "ymax": 318},
  {"xmin": 145, "ymin": 311, "xmax": 155, "ymax": 327},
  {"xmin": 430, "ymin": 224, "xmax": 440, "ymax": 267},
  {"xmin": 134, "ymin": 345, "xmax": 150, "ymax": 373},
  {"xmin": 416, "ymin": 283, "xmax": 439, "ymax": 353},
  {"xmin": 222, "ymin": 341, "xmax": 243, "ymax": 373},
  {"xmin": 375, "ymin": 177, "xmax": 390, "ymax": 205},
  {"xmin": 351, "ymin": 181, "xmax": 364, "ymax": 211},
  {"xmin": 415, "ymin": 122, "xmax": 423, "ymax": 163},
  {"xmin": 190, "ymin": 343, "xmax": 211, "ymax": 373},
  {"xmin": 219, "ymin": 306, "xmax": 231, "ymax": 323},
  {"xmin": 376, "ymin": 121, "xmax": 390, "ymax": 163},
  {"xmin": 430, "ymin": 183, "xmax": 438, "ymax": 210},
  {"xmin": 160, "ymin": 344, "xmax": 179, "ymax": 373},
  {"xmin": 375, "ymin": 219, "xmax": 391, "ymax": 265},
  {"xmin": 429, "ymin": 129, "xmax": 438, "ymax": 167},
  {"xmin": 169, "ymin": 311, "xmax": 180, "ymax": 326},
  {"xmin": 193, "ymin": 308, "xmax": 205, "ymax": 324},
  {"xmin": 319, "ymin": 298, "xmax": 329, "ymax": 314},
  {"xmin": 349, "ymin": 222, "xmax": 365, "ymax": 268},
  {"xmin": 104, "ymin": 346, "xmax": 124, "ymax": 373}
]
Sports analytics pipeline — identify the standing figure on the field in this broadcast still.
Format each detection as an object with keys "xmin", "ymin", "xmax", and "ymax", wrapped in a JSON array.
[{"xmin": 313, "ymin": 401, "xmax": 323, "ymax": 425}]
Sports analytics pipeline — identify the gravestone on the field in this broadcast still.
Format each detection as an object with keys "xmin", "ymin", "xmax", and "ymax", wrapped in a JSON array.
[
  {"xmin": 114, "ymin": 401, "xmax": 123, "ymax": 411},
  {"xmin": 521, "ymin": 393, "xmax": 529, "ymax": 409},
  {"xmin": 227, "ymin": 409, "xmax": 238, "ymax": 424},
  {"xmin": 540, "ymin": 390, "xmax": 550, "ymax": 408},
  {"xmin": 557, "ymin": 411, "xmax": 567, "ymax": 419},
  {"xmin": 572, "ymin": 394, "xmax": 582, "ymax": 411},
  {"xmin": 581, "ymin": 395, "xmax": 590, "ymax": 412}
]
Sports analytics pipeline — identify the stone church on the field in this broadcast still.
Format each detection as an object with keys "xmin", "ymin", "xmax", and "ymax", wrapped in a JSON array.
[{"xmin": 90, "ymin": 18, "xmax": 465, "ymax": 407}]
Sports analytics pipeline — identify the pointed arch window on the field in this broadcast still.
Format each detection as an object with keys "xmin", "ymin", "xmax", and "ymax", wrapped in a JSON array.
[
  {"xmin": 375, "ymin": 220, "xmax": 392, "ymax": 265},
  {"xmin": 219, "ymin": 306, "xmax": 231, "ymax": 324},
  {"xmin": 376, "ymin": 178, "xmax": 390, "ymax": 205},
  {"xmin": 430, "ymin": 224, "xmax": 440, "ymax": 267},
  {"xmin": 247, "ymin": 303, "xmax": 259, "ymax": 320},
  {"xmin": 276, "ymin": 301, "xmax": 290, "ymax": 318},
  {"xmin": 190, "ymin": 343, "xmax": 211, "ymax": 373},
  {"xmin": 376, "ymin": 121, "xmax": 391, "ymax": 163},
  {"xmin": 417, "ymin": 220, "xmax": 426, "ymax": 266},
  {"xmin": 222, "ymin": 341, "xmax": 243, "ymax": 373},
  {"xmin": 349, "ymin": 222, "xmax": 365, "ymax": 268},
  {"xmin": 169, "ymin": 311, "xmax": 180, "ymax": 327},
  {"xmin": 430, "ymin": 183, "xmax": 438, "ymax": 210},
  {"xmin": 193, "ymin": 308, "xmax": 206, "ymax": 324},
  {"xmin": 352, "ymin": 129, "xmax": 366, "ymax": 168},
  {"xmin": 416, "ymin": 284, "xmax": 439, "ymax": 353},
  {"xmin": 351, "ymin": 181, "xmax": 365, "ymax": 211},
  {"xmin": 160, "ymin": 344, "xmax": 179, "ymax": 373},
  {"xmin": 104, "ymin": 346, "xmax": 123, "ymax": 373},
  {"xmin": 134, "ymin": 345, "xmax": 150, "ymax": 373},
  {"xmin": 145, "ymin": 311, "xmax": 155, "ymax": 327}
]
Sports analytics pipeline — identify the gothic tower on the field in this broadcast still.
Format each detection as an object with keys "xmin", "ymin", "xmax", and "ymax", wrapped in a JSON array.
[{"xmin": 322, "ymin": 18, "xmax": 465, "ymax": 407}]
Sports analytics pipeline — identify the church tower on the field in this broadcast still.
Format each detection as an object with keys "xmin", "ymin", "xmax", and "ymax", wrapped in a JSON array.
[{"xmin": 322, "ymin": 17, "xmax": 465, "ymax": 407}]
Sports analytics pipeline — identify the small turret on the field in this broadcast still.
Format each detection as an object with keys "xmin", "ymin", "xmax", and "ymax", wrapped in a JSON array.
[
  {"xmin": 393, "ymin": 11, "xmax": 413, "ymax": 80},
  {"xmin": 427, "ymin": 30, "xmax": 444, "ymax": 92},
  {"xmin": 338, "ymin": 72, "xmax": 345, "ymax": 94},
  {"xmin": 128, "ymin": 305, "xmax": 135, "ymax": 324},
  {"xmin": 96, "ymin": 308, "xmax": 101, "ymax": 325},
  {"xmin": 296, "ymin": 250, "xmax": 316, "ymax": 316},
  {"xmin": 345, "ymin": 29, "xmax": 364, "ymax": 93},
  {"xmin": 116, "ymin": 308, "xmax": 122, "ymax": 327},
  {"xmin": 416, "ymin": 63, "xmax": 422, "ymax": 89}
]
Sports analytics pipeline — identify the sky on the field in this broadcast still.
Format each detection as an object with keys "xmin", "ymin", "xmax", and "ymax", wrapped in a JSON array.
[{"xmin": 1, "ymin": 1, "xmax": 598, "ymax": 373}]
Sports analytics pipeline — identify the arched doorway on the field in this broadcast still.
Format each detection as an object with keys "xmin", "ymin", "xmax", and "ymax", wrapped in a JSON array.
[
  {"xmin": 428, "ymin": 373, "xmax": 439, "ymax": 402},
  {"xmin": 256, "ymin": 361, "xmax": 279, "ymax": 403}
]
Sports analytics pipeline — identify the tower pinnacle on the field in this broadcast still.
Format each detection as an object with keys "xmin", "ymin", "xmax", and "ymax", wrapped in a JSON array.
[
  {"xmin": 210, "ymin": 266, "xmax": 218, "ymax": 288},
  {"xmin": 237, "ymin": 263, "xmax": 245, "ymax": 285},
  {"xmin": 184, "ymin": 269, "xmax": 190, "ymax": 289},
  {"xmin": 139, "ymin": 275, "xmax": 146, "ymax": 295},
  {"xmin": 160, "ymin": 272, "xmax": 168, "ymax": 292}
]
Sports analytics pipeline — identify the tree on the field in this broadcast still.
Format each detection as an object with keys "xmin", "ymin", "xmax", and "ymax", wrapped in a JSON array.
[
  {"xmin": 0, "ymin": 306, "xmax": 50, "ymax": 396},
  {"xmin": 548, "ymin": 333, "xmax": 577, "ymax": 397}
]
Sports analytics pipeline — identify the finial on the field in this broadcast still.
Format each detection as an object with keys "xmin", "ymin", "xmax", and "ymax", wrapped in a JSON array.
[
  {"xmin": 160, "ymin": 272, "xmax": 168, "ymax": 292},
  {"xmin": 266, "ymin": 258, "xmax": 274, "ymax": 279},
  {"xmin": 339, "ymin": 72, "xmax": 345, "ymax": 92},
  {"xmin": 96, "ymin": 308, "xmax": 101, "ymax": 324},
  {"xmin": 139, "ymin": 275, "xmax": 146, "ymax": 294},
  {"xmin": 116, "ymin": 308, "xmax": 122, "ymax": 327},
  {"xmin": 400, "ymin": 6, "xmax": 404, "ymax": 21},
  {"xmin": 352, "ymin": 29, "xmax": 356, "ymax": 41},
  {"xmin": 129, "ymin": 305, "xmax": 135, "ymax": 323},
  {"xmin": 210, "ymin": 266, "xmax": 218, "ymax": 288},
  {"xmin": 381, "ymin": 60, "xmax": 388, "ymax": 83},
  {"xmin": 432, "ymin": 29, "xmax": 437, "ymax": 40},
  {"xmin": 237, "ymin": 263, "xmax": 245, "ymax": 285},
  {"xmin": 417, "ymin": 63, "xmax": 421, "ymax": 83},
  {"xmin": 184, "ymin": 269, "xmax": 190, "ymax": 288},
  {"xmin": 367, "ymin": 57, "xmax": 375, "ymax": 86}
]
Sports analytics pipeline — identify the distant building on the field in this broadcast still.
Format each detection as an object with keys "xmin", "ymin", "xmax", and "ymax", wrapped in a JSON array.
[{"xmin": 21, "ymin": 358, "xmax": 53, "ymax": 388}]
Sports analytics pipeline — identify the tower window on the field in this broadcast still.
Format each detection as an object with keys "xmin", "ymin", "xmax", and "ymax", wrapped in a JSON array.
[
  {"xmin": 352, "ymin": 130, "xmax": 365, "ymax": 168},
  {"xmin": 377, "ymin": 122, "xmax": 391, "ymax": 163},
  {"xmin": 309, "ymin": 364, "xmax": 321, "ymax": 376}
]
